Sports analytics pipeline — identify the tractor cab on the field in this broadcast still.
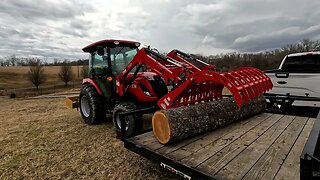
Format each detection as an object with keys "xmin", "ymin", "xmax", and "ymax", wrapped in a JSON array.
[
  {"xmin": 82, "ymin": 40, "xmax": 141, "ymax": 102},
  {"xmin": 82, "ymin": 39, "xmax": 140, "ymax": 77}
]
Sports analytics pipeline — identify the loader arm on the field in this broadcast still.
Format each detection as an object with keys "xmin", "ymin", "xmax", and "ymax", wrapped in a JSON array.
[
  {"xmin": 115, "ymin": 47, "xmax": 273, "ymax": 109},
  {"xmin": 115, "ymin": 48, "xmax": 185, "ymax": 96},
  {"xmin": 167, "ymin": 49, "xmax": 216, "ymax": 71}
]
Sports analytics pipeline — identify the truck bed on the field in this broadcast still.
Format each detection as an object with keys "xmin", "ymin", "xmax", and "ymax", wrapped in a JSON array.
[{"xmin": 124, "ymin": 113, "xmax": 318, "ymax": 179}]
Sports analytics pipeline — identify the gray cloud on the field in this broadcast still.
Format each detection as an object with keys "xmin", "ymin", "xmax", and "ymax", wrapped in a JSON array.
[
  {"xmin": 171, "ymin": 0, "xmax": 320, "ymax": 53},
  {"xmin": 232, "ymin": 25, "xmax": 320, "ymax": 51},
  {"xmin": 0, "ymin": 0, "xmax": 93, "ymax": 59},
  {"xmin": 70, "ymin": 18, "xmax": 92, "ymax": 31},
  {"xmin": 0, "ymin": 0, "xmax": 319, "ymax": 60},
  {"xmin": 0, "ymin": 0, "xmax": 91, "ymax": 20}
]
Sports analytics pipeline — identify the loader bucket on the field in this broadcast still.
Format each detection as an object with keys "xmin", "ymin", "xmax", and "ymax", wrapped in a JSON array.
[{"xmin": 157, "ymin": 67, "xmax": 272, "ymax": 110}]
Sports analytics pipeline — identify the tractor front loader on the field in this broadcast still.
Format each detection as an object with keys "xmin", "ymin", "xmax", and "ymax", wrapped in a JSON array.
[
  {"xmin": 167, "ymin": 49, "xmax": 216, "ymax": 71},
  {"xmin": 66, "ymin": 39, "xmax": 273, "ymax": 137}
]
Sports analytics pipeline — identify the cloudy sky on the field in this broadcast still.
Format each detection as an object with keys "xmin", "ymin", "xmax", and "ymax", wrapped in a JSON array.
[{"xmin": 1, "ymin": 0, "xmax": 320, "ymax": 60}]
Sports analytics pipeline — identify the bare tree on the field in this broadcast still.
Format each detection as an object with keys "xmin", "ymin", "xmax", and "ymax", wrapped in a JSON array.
[
  {"xmin": 27, "ymin": 58, "xmax": 46, "ymax": 90},
  {"xmin": 314, "ymin": 40, "xmax": 320, "ymax": 51},
  {"xmin": 7, "ymin": 55, "xmax": 17, "ymax": 66},
  {"xmin": 20, "ymin": 58, "xmax": 29, "ymax": 66},
  {"xmin": 58, "ymin": 60, "xmax": 74, "ymax": 86},
  {"xmin": 3, "ymin": 59, "xmax": 10, "ymax": 66},
  {"xmin": 53, "ymin": 58, "xmax": 59, "ymax": 66},
  {"xmin": 298, "ymin": 39, "xmax": 320, "ymax": 51}
]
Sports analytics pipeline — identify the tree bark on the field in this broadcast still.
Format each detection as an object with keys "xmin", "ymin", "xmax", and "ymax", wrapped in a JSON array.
[{"xmin": 152, "ymin": 96, "xmax": 267, "ymax": 145}]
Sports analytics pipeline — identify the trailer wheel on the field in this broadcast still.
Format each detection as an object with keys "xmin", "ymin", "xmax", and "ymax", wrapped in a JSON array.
[
  {"xmin": 79, "ymin": 84, "xmax": 106, "ymax": 125},
  {"xmin": 113, "ymin": 102, "xmax": 142, "ymax": 136}
]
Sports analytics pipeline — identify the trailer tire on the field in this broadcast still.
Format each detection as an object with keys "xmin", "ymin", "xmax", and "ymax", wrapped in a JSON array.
[
  {"xmin": 113, "ymin": 102, "xmax": 142, "ymax": 136},
  {"xmin": 79, "ymin": 84, "xmax": 106, "ymax": 125}
]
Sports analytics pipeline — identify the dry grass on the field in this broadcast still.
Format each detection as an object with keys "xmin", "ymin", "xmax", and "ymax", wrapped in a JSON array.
[
  {"xmin": 0, "ymin": 66, "xmax": 82, "ymax": 90},
  {"xmin": 0, "ymin": 97, "xmax": 179, "ymax": 179}
]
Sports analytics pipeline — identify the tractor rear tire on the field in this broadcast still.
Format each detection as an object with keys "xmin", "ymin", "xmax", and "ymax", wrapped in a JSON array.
[
  {"xmin": 79, "ymin": 84, "xmax": 106, "ymax": 125},
  {"xmin": 113, "ymin": 102, "xmax": 142, "ymax": 136}
]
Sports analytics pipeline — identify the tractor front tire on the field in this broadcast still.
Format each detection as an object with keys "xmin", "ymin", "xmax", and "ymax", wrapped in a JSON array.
[
  {"xmin": 113, "ymin": 102, "xmax": 142, "ymax": 136},
  {"xmin": 79, "ymin": 85, "xmax": 106, "ymax": 125}
]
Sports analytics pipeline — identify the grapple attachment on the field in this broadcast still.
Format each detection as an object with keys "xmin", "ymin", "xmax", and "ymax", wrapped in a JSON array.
[{"xmin": 157, "ymin": 67, "xmax": 272, "ymax": 110}]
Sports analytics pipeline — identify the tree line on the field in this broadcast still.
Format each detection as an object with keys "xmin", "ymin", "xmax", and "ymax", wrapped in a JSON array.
[
  {"xmin": 0, "ymin": 57, "xmax": 89, "ymax": 90},
  {"xmin": 0, "ymin": 56, "xmax": 88, "ymax": 67},
  {"xmin": 193, "ymin": 39, "xmax": 320, "ymax": 71},
  {"xmin": 1, "ymin": 39, "xmax": 319, "ymax": 70},
  {"xmin": 1, "ymin": 39, "xmax": 319, "ymax": 90},
  {"xmin": 26, "ymin": 59, "xmax": 88, "ymax": 90}
]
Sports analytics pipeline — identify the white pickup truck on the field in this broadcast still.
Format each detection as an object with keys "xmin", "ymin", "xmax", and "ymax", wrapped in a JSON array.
[{"xmin": 265, "ymin": 51, "xmax": 320, "ymax": 107}]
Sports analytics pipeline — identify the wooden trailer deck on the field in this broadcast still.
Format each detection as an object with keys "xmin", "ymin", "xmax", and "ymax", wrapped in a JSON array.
[{"xmin": 125, "ymin": 113, "xmax": 317, "ymax": 179}]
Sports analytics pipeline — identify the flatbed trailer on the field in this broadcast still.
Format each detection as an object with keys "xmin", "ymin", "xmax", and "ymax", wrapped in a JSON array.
[{"xmin": 122, "ymin": 112, "xmax": 320, "ymax": 179}]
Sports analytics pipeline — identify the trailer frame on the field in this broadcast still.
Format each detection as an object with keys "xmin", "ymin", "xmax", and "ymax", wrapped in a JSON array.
[{"xmin": 119, "ymin": 105, "xmax": 320, "ymax": 179}]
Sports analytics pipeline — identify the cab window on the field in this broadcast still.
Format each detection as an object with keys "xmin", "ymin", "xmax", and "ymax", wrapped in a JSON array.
[
  {"xmin": 110, "ymin": 47, "xmax": 138, "ymax": 75},
  {"xmin": 90, "ymin": 51, "xmax": 109, "ymax": 75},
  {"xmin": 282, "ymin": 54, "xmax": 320, "ymax": 72},
  {"xmin": 92, "ymin": 52, "xmax": 108, "ymax": 68}
]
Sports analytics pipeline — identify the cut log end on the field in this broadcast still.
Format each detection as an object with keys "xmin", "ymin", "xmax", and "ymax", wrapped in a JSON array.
[
  {"xmin": 152, "ymin": 111, "xmax": 171, "ymax": 144},
  {"xmin": 152, "ymin": 96, "xmax": 267, "ymax": 145}
]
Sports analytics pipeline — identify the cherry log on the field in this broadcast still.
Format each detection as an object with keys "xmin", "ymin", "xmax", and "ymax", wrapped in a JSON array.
[{"xmin": 152, "ymin": 96, "xmax": 267, "ymax": 144}]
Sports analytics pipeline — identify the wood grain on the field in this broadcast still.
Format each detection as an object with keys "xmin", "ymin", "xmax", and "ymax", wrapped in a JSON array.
[
  {"xmin": 242, "ymin": 116, "xmax": 308, "ymax": 180},
  {"xmin": 274, "ymin": 118, "xmax": 315, "ymax": 180},
  {"xmin": 175, "ymin": 113, "xmax": 273, "ymax": 167},
  {"xmin": 197, "ymin": 113, "xmax": 283, "ymax": 174},
  {"xmin": 215, "ymin": 115, "xmax": 296, "ymax": 179}
]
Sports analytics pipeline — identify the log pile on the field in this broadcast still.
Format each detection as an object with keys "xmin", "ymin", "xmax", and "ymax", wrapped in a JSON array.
[{"xmin": 152, "ymin": 96, "xmax": 267, "ymax": 144}]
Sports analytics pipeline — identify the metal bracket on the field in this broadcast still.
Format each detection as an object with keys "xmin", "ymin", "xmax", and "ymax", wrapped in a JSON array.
[{"xmin": 117, "ymin": 106, "xmax": 159, "ymax": 140}]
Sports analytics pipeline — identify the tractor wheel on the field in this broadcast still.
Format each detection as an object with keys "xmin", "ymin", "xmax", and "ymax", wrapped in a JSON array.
[
  {"xmin": 79, "ymin": 85, "xmax": 106, "ymax": 125},
  {"xmin": 113, "ymin": 102, "xmax": 142, "ymax": 136}
]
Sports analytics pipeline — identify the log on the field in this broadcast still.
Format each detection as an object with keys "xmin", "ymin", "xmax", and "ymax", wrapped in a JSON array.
[{"xmin": 152, "ymin": 96, "xmax": 267, "ymax": 144}]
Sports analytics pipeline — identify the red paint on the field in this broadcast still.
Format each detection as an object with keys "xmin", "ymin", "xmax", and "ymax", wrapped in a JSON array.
[
  {"xmin": 82, "ymin": 39, "xmax": 140, "ymax": 52},
  {"xmin": 82, "ymin": 39, "xmax": 273, "ymax": 110},
  {"xmin": 82, "ymin": 78, "xmax": 103, "ymax": 96},
  {"xmin": 167, "ymin": 49, "xmax": 201, "ymax": 72},
  {"xmin": 126, "ymin": 72, "xmax": 158, "ymax": 78},
  {"xmin": 114, "ymin": 47, "xmax": 273, "ymax": 110},
  {"xmin": 157, "ymin": 67, "xmax": 273, "ymax": 110}
]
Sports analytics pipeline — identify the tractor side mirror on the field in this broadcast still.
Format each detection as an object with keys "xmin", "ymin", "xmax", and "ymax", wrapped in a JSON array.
[{"xmin": 97, "ymin": 46, "xmax": 104, "ymax": 56}]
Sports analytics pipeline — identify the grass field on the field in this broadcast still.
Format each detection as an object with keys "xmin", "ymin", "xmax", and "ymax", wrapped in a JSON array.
[
  {"xmin": 0, "ymin": 66, "xmax": 83, "ymax": 90},
  {"xmin": 0, "ymin": 97, "xmax": 179, "ymax": 179},
  {"xmin": 0, "ymin": 66, "xmax": 84, "ymax": 97}
]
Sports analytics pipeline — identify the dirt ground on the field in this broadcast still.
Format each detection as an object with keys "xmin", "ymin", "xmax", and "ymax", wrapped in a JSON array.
[{"xmin": 0, "ymin": 97, "xmax": 179, "ymax": 179}]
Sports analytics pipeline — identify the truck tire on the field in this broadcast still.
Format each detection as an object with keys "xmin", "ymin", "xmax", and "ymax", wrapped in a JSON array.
[
  {"xmin": 113, "ymin": 102, "xmax": 142, "ymax": 136},
  {"xmin": 79, "ymin": 84, "xmax": 106, "ymax": 125}
]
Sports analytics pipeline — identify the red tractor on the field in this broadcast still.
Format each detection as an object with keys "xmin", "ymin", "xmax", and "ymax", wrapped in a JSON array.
[{"xmin": 73, "ymin": 39, "xmax": 272, "ymax": 135}]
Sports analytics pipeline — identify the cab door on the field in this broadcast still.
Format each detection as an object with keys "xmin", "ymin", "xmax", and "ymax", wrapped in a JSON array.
[{"xmin": 90, "ymin": 51, "xmax": 116, "ymax": 105}]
